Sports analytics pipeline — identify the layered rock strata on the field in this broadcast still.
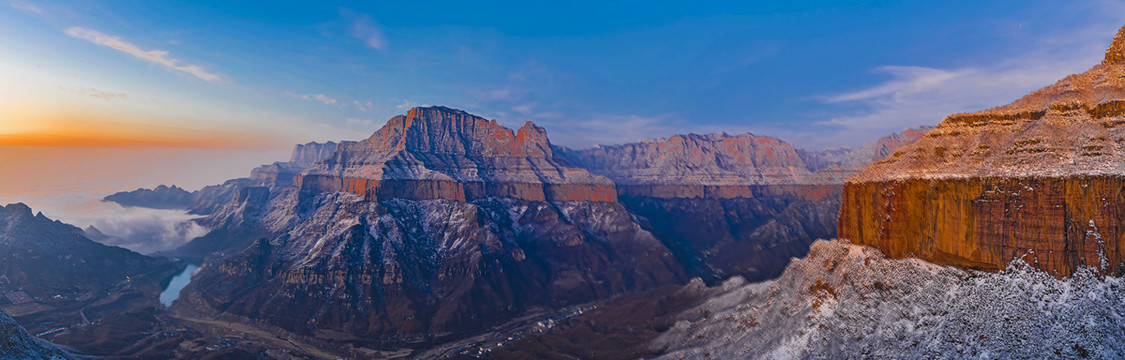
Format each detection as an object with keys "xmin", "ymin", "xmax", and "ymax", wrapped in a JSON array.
[
  {"xmin": 250, "ymin": 141, "xmax": 340, "ymax": 187},
  {"xmin": 297, "ymin": 106, "xmax": 616, "ymax": 202},
  {"xmin": 840, "ymin": 24, "xmax": 1125, "ymax": 277},
  {"xmin": 558, "ymin": 130, "xmax": 923, "ymax": 281},
  {"xmin": 172, "ymin": 107, "xmax": 685, "ymax": 352}
]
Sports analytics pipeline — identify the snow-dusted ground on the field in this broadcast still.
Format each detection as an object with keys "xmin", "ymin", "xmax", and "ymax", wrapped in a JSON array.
[{"xmin": 651, "ymin": 239, "xmax": 1125, "ymax": 359}]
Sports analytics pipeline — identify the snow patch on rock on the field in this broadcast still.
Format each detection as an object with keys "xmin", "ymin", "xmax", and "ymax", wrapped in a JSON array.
[{"xmin": 652, "ymin": 239, "xmax": 1125, "ymax": 359}]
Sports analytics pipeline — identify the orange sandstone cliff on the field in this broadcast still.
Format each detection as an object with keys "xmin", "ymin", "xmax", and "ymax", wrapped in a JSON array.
[{"xmin": 839, "ymin": 25, "xmax": 1125, "ymax": 277}]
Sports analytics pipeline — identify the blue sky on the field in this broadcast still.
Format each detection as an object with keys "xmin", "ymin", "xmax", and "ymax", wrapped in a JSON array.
[{"xmin": 3, "ymin": 1, "xmax": 1125, "ymax": 150}]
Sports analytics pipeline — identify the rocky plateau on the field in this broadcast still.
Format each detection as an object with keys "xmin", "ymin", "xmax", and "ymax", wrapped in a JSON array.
[{"xmin": 840, "ymin": 24, "xmax": 1125, "ymax": 277}]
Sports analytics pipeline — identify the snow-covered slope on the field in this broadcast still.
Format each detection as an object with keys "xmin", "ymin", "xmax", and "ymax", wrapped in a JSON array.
[
  {"xmin": 0, "ymin": 310, "xmax": 74, "ymax": 360},
  {"xmin": 651, "ymin": 239, "xmax": 1125, "ymax": 359}
]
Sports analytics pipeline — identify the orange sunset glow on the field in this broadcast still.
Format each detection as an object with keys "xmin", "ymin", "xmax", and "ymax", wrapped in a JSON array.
[{"xmin": 0, "ymin": 110, "xmax": 283, "ymax": 148}]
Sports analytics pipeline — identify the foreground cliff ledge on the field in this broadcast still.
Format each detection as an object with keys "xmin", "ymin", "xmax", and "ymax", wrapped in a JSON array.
[
  {"xmin": 840, "ymin": 176, "xmax": 1124, "ymax": 277},
  {"xmin": 839, "ymin": 24, "xmax": 1125, "ymax": 277}
]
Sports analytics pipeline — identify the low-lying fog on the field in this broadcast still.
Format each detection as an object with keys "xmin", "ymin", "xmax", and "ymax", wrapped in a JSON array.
[
  {"xmin": 1, "ymin": 192, "xmax": 207, "ymax": 254},
  {"xmin": 0, "ymin": 145, "xmax": 291, "ymax": 254}
]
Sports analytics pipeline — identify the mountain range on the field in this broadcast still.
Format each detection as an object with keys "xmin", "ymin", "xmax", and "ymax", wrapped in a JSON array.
[
  {"xmin": 5, "ymin": 17, "xmax": 1125, "ymax": 360},
  {"xmin": 82, "ymin": 105, "xmax": 925, "ymax": 357}
]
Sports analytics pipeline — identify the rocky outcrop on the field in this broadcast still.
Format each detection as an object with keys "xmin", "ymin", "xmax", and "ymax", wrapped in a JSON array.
[
  {"xmin": 649, "ymin": 240, "xmax": 1125, "ymax": 359},
  {"xmin": 557, "ymin": 133, "xmax": 825, "ymax": 186},
  {"xmin": 174, "ymin": 191, "xmax": 686, "ymax": 350},
  {"xmin": 169, "ymin": 185, "xmax": 272, "ymax": 258},
  {"xmin": 797, "ymin": 126, "xmax": 931, "ymax": 181},
  {"xmin": 556, "ymin": 130, "xmax": 923, "ymax": 281},
  {"xmin": 840, "ymin": 24, "xmax": 1125, "ymax": 277},
  {"xmin": 121, "ymin": 105, "xmax": 924, "ymax": 355},
  {"xmin": 104, "ymin": 141, "xmax": 339, "ymax": 210},
  {"xmin": 104, "ymin": 184, "xmax": 195, "ymax": 210},
  {"xmin": 0, "ymin": 203, "xmax": 174, "ymax": 299},
  {"xmin": 0, "ymin": 309, "xmax": 74, "ymax": 360},
  {"xmin": 297, "ymin": 106, "xmax": 617, "ymax": 202},
  {"xmin": 250, "ymin": 141, "xmax": 342, "ymax": 187},
  {"xmin": 170, "ymin": 108, "xmax": 690, "ymax": 354},
  {"xmin": 288, "ymin": 141, "xmax": 339, "ymax": 168},
  {"xmin": 557, "ymin": 127, "xmax": 929, "ymax": 190}
]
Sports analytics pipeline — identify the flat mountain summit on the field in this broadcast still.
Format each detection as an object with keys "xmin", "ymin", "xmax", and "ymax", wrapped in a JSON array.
[
  {"xmin": 304, "ymin": 106, "xmax": 608, "ymax": 185},
  {"xmin": 855, "ymin": 24, "xmax": 1125, "ymax": 182},
  {"xmin": 298, "ymin": 106, "xmax": 616, "ymax": 202},
  {"xmin": 841, "ymin": 23, "xmax": 1125, "ymax": 277}
]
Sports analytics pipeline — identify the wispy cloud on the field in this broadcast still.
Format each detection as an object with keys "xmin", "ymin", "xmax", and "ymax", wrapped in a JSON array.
[
  {"xmin": 284, "ymin": 91, "xmax": 338, "ymax": 105},
  {"xmin": 7, "ymin": 0, "xmax": 42, "ymax": 15},
  {"xmin": 484, "ymin": 87, "xmax": 533, "ymax": 102},
  {"xmin": 811, "ymin": 20, "xmax": 1120, "ymax": 148},
  {"xmin": 352, "ymin": 100, "xmax": 374, "ymax": 112},
  {"xmin": 511, "ymin": 102, "xmax": 537, "ymax": 115},
  {"xmin": 60, "ymin": 86, "xmax": 128, "ymax": 101},
  {"xmin": 343, "ymin": 11, "xmax": 387, "ymax": 51},
  {"xmin": 345, "ymin": 117, "xmax": 375, "ymax": 129},
  {"xmin": 544, "ymin": 113, "xmax": 700, "ymax": 148},
  {"xmin": 63, "ymin": 27, "xmax": 221, "ymax": 82},
  {"xmin": 396, "ymin": 100, "xmax": 419, "ymax": 110}
]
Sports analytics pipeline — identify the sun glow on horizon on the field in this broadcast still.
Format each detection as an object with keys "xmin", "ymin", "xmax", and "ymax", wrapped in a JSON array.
[{"xmin": 0, "ymin": 108, "xmax": 287, "ymax": 149}]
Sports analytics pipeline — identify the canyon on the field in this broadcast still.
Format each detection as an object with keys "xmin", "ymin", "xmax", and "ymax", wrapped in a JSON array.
[
  {"xmin": 87, "ymin": 106, "xmax": 923, "ymax": 357},
  {"xmin": 0, "ymin": 203, "xmax": 183, "ymax": 358},
  {"xmin": 557, "ymin": 128, "xmax": 925, "ymax": 281}
]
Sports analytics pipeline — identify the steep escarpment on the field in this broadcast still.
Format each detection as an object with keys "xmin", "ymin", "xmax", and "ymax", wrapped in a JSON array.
[
  {"xmin": 250, "ymin": 141, "xmax": 342, "ymax": 187},
  {"xmin": 1, "ymin": 309, "xmax": 74, "ymax": 360},
  {"xmin": 175, "ymin": 191, "xmax": 686, "ymax": 352},
  {"xmin": 104, "ymin": 141, "xmax": 340, "ymax": 211},
  {"xmin": 171, "ymin": 108, "xmax": 686, "ymax": 355},
  {"xmin": 558, "ymin": 127, "xmax": 929, "ymax": 191},
  {"xmin": 557, "ymin": 133, "xmax": 828, "ymax": 187},
  {"xmin": 104, "ymin": 184, "xmax": 195, "ymax": 209},
  {"xmin": 558, "ymin": 130, "xmax": 923, "ymax": 281},
  {"xmin": 649, "ymin": 240, "xmax": 1125, "ymax": 359},
  {"xmin": 798, "ymin": 126, "xmax": 931, "ymax": 181},
  {"xmin": 840, "ymin": 24, "xmax": 1125, "ymax": 277},
  {"xmin": 298, "ymin": 106, "xmax": 616, "ymax": 202},
  {"xmin": 0, "ymin": 203, "xmax": 174, "ymax": 300},
  {"xmin": 0, "ymin": 203, "xmax": 181, "ymax": 356}
]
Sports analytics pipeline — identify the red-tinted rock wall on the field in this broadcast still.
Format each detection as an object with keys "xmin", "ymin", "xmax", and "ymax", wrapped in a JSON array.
[
  {"xmin": 839, "ymin": 176, "xmax": 1125, "ymax": 277},
  {"xmin": 616, "ymin": 184, "xmax": 840, "ymax": 201},
  {"xmin": 295, "ymin": 174, "xmax": 618, "ymax": 202}
]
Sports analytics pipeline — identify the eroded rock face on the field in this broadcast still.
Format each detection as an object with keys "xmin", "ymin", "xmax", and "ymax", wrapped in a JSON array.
[
  {"xmin": 288, "ymin": 141, "xmax": 339, "ymax": 168},
  {"xmin": 797, "ymin": 126, "xmax": 931, "ymax": 181},
  {"xmin": 557, "ymin": 133, "xmax": 822, "ymax": 186},
  {"xmin": 166, "ymin": 106, "xmax": 924, "ymax": 353},
  {"xmin": 250, "ymin": 141, "xmax": 343, "ymax": 187},
  {"xmin": 174, "ymin": 191, "xmax": 686, "ymax": 346},
  {"xmin": 0, "ymin": 203, "xmax": 172, "ymax": 299},
  {"xmin": 171, "ymin": 107, "xmax": 690, "ymax": 350},
  {"xmin": 556, "ymin": 130, "xmax": 923, "ymax": 281},
  {"xmin": 298, "ymin": 106, "xmax": 615, "ymax": 202},
  {"xmin": 104, "ymin": 184, "xmax": 195, "ymax": 210},
  {"xmin": 0, "ymin": 309, "xmax": 74, "ymax": 360},
  {"xmin": 557, "ymin": 128, "xmax": 929, "ymax": 188},
  {"xmin": 840, "ymin": 24, "xmax": 1125, "ymax": 277},
  {"xmin": 650, "ymin": 240, "xmax": 1125, "ymax": 359}
]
